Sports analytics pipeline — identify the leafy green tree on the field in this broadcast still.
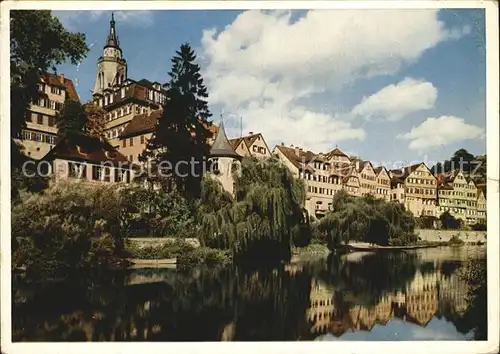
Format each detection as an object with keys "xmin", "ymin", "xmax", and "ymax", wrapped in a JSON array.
[
  {"xmin": 10, "ymin": 10, "xmax": 88, "ymax": 151},
  {"xmin": 56, "ymin": 98, "xmax": 88, "ymax": 138},
  {"xmin": 431, "ymin": 149, "xmax": 486, "ymax": 184},
  {"xmin": 198, "ymin": 157, "xmax": 310, "ymax": 265},
  {"xmin": 11, "ymin": 181, "xmax": 125, "ymax": 279},
  {"xmin": 439, "ymin": 211, "xmax": 462, "ymax": 230},
  {"xmin": 143, "ymin": 43, "xmax": 212, "ymax": 199},
  {"xmin": 84, "ymin": 101, "xmax": 107, "ymax": 138},
  {"xmin": 317, "ymin": 192, "xmax": 416, "ymax": 248}
]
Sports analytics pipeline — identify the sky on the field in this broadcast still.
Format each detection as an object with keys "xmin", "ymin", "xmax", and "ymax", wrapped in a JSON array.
[
  {"xmin": 317, "ymin": 317, "xmax": 472, "ymax": 341},
  {"xmin": 53, "ymin": 8, "xmax": 486, "ymax": 168}
]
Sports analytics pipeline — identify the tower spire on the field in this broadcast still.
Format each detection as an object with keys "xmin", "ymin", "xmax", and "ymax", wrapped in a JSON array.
[{"xmin": 105, "ymin": 12, "xmax": 120, "ymax": 49}]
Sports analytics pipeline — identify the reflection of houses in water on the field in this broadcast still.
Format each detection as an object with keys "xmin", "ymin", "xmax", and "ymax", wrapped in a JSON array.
[
  {"xmin": 307, "ymin": 267, "xmax": 470, "ymax": 337},
  {"xmin": 438, "ymin": 272, "xmax": 469, "ymax": 314},
  {"xmin": 307, "ymin": 279, "xmax": 335, "ymax": 335}
]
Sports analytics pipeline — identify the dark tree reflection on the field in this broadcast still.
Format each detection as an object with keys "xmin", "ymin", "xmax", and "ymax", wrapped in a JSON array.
[{"xmin": 12, "ymin": 250, "xmax": 488, "ymax": 341}]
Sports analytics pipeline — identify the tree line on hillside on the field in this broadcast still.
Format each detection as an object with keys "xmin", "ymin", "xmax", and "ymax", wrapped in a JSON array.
[{"xmin": 431, "ymin": 149, "xmax": 487, "ymax": 185}]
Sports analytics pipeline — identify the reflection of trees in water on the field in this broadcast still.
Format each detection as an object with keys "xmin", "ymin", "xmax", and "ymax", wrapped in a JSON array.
[
  {"xmin": 12, "ymin": 253, "xmax": 488, "ymax": 341},
  {"xmin": 320, "ymin": 252, "xmax": 418, "ymax": 306},
  {"xmin": 13, "ymin": 266, "xmax": 313, "ymax": 341},
  {"xmin": 439, "ymin": 258, "xmax": 487, "ymax": 340}
]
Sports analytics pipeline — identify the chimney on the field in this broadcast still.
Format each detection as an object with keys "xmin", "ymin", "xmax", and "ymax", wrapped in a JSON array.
[
  {"xmin": 248, "ymin": 131, "xmax": 254, "ymax": 135},
  {"xmin": 59, "ymin": 73, "xmax": 65, "ymax": 84},
  {"xmin": 295, "ymin": 146, "xmax": 300, "ymax": 156},
  {"xmin": 281, "ymin": 142, "xmax": 284, "ymax": 146}
]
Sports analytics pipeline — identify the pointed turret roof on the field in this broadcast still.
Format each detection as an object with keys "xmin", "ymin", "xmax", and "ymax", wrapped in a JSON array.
[
  {"xmin": 105, "ymin": 13, "xmax": 121, "ymax": 50},
  {"xmin": 209, "ymin": 120, "xmax": 241, "ymax": 159}
]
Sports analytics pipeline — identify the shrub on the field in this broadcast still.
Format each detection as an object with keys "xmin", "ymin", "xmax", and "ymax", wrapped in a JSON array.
[
  {"xmin": 125, "ymin": 239, "xmax": 196, "ymax": 260},
  {"xmin": 12, "ymin": 181, "xmax": 125, "ymax": 279},
  {"xmin": 177, "ymin": 247, "xmax": 232, "ymax": 269},
  {"xmin": 448, "ymin": 235, "xmax": 464, "ymax": 245}
]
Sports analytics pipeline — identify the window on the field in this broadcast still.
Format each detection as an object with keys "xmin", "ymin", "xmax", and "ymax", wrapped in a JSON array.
[
  {"xmin": 38, "ymin": 98, "xmax": 46, "ymax": 107},
  {"xmin": 36, "ymin": 114, "xmax": 43, "ymax": 125},
  {"xmin": 109, "ymin": 94, "xmax": 114, "ymax": 104},
  {"xmin": 140, "ymin": 135, "xmax": 145, "ymax": 144},
  {"xmin": 51, "ymin": 87, "xmax": 61, "ymax": 95},
  {"xmin": 69, "ymin": 162, "xmax": 86, "ymax": 179},
  {"xmin": 49, "ymin": 100, "xmax": 56, "ymax": 110},
  {"xmin": 92, "ymin": 165, "xmax": 102, "ymax": 180},
  {"xmin": 127, "ymin": 106, "xmax": 132, "ymax": 114},
  {"xmin": 129, "ymin": 137, "xmax": 134, "ymax": 146},
  {"xmin": 104, "ymin": 95, "xmax": 108, "ymax": 105},
  {"xmin": 121, "ymin": 87, "xmax": 126, "ymax": 98},
  {"xmin": 48, "ymin": 116, "xmax": 55, "ymax": 127},
  {"xmin": 122, "ymin": 139, "xmax": 126, "ymax": 148},
  {"xmin": 38, "ymin": 83, "xmax": 45, "ymax": 92},
  {"xmin": 210, "ymin": 158, "xmax": 219, "ymax": 173},
  {"xmin": 103, "ymin": 167, "xmax": 111, "ymax": 182}
]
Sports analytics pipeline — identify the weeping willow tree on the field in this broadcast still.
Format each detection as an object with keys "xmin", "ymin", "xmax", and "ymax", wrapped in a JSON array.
[
  {"xmin": 197, "ymin": 157, "xmax": 311, "ymax": 265},
  {"xmin": 317, "ymin": 190, "xmax": 417, "ymax": 249}
]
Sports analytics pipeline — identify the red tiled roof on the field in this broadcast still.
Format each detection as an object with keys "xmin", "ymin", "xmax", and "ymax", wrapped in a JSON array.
[
  {"xmin": 43, "ymin": 132, "xmax": 128, "ymax": 164},
  {"xmin": 119, "ymin": 109, "xmax": 218, "ymax": 140},
  {"xmin": 119, "ymin": 109, "xmax": 162, "ymax": 139},
  {"xmin": 41, "ymin": 73, "xmax": 80, "ymax": 102},
  {"xmin": 275, "ymin": 145, "xmax": 315, "ymax": 173},
  {"xmin": 326, "ymin": 147, "xmax": 348, "ymax": 159},
  {"xmin": 229, "ymin": 137, "xmax": 243, "ymax": 150}
]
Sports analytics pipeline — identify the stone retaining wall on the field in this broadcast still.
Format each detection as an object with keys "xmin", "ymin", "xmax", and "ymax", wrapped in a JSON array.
[{"xmin": 416, "ymin": 229, "xmax": 487, "ymax": 243}]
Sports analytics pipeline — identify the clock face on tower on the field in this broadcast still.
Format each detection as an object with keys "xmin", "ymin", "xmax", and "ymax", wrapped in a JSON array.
[{"xmin": 104, "ymin": 48, "xmax": 120, "ymax": 58}]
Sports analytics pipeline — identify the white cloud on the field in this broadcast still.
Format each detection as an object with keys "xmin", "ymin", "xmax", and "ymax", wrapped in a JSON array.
[
  {"xmin": 351, "ymin": 78, "xmax": 438, "ymax": 121},
  {"xmin": 54, "ymin": 10, "xmax": 154, "ymax": 30},
  {"xmin": 398, "ymin": 115, "xmax": 485, "ymax": 151},
  {"xmin": 201, "ymin": 9, "xmax": 470, "ymax": 152}
]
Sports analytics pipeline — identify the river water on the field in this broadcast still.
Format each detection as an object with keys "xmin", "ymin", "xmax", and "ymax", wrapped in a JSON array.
[{"xmin": 12, "ymin": 245, "xmax": 487, "ymax": 341}]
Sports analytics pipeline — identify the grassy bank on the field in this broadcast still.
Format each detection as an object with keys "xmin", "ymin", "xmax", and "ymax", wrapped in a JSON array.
[{"xmin": 124, "ymin": 239, "xmax": 232, "ymax": 268}]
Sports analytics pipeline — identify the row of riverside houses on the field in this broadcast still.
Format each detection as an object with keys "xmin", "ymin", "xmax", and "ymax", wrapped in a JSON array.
[
  {"xmin": 14, "ymin": 14, "xmax": 486, "ymax": 226},
  {"xmin": 272, "ymin": 142, "xmax": 486, "ymax": 225}
]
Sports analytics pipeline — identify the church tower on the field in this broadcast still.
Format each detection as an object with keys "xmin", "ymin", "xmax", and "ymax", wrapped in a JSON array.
[
  {"xmin": 92, "ymin": 13, "xmax": 127, "ymax": 96},
  {"xmin": 208, "ymin": 121, "xmax": 242, "ymax": 196}
]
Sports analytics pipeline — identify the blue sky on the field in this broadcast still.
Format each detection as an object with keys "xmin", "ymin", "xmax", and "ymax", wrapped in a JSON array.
[
  {"xmin": 318, "ymin": 317, "xmax": 472, "ymax": 341},
  {"xmin": 54, "ymin": 9, "xmax": 486, "ymax": 167}
]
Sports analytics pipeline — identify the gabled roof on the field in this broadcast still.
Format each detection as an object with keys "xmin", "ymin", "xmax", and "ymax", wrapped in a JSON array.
[
  {"xmin": 40, "ymin": 73, "xmax": 80, "ymax": 102},
  {"xmin": 374, "ymin": 166, "xmax": 389, "ymax": 177},
  {"xmin": 274, "ymin": 145, "xmax": 315, "ymax": 173},
  {"xmin": 229, "ymin": 132, "xmax": 271, "ymax": 154},
  {"xmin": 326, "ymin": 147, "xmax": 348, "ymax": 159},
  {"xmin": 209, "ymin": 121, "xmax": 240, "ymax": 159},
  {"xmin": 42, "ymin": 132, "xmax": 128, "ymax": 164},
  {"xmin": 352, "ymin": 159, "xmax": 374, "ymax": 174},
  {"xmin": 119, "ymin": 109, "xmax": 162, "ymax": 139},
  {"xmin": 342, "ymin": 167, "xmax": 360, "ymax": 184}
]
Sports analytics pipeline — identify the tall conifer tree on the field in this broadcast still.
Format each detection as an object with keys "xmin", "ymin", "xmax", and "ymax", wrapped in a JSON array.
[{"xmin": 143, "ymin": 43, "xmax": 213, "ymax": 199}]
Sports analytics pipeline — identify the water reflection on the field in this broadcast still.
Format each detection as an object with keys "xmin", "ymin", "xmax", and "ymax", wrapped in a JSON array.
[{"xmin": 12, "ymin": 246, "xmax": 486, "ymax": 341}]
